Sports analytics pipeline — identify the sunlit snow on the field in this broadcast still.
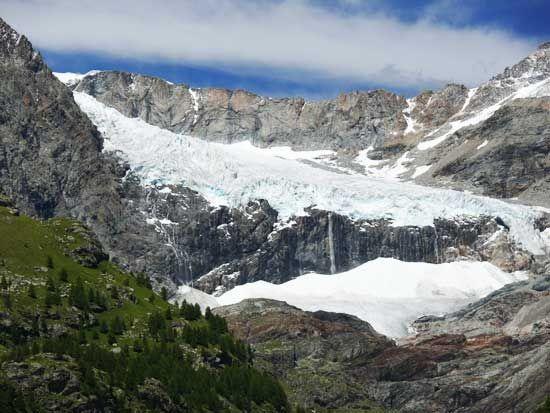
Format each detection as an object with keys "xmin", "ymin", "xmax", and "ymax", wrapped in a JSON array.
[
  {"xmin": 217, "ymin": 257, "xmax": 529, "ymax": 337},
  {"xmin": 73, "ymin": 91, "xmax": 548, "ymax": 255}
]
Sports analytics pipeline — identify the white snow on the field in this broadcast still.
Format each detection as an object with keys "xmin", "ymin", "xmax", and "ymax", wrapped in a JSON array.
[
  {"xmin": 402, "ymin": 98, "xmax": 419, "ymax": 134},
  {"xmin": 412, "ymin": 164, "xmax": 432, "ymax": 178},
  {"xmin": 73, "ymin": 91, "xmax": 549, "ymax": 255},
  {"xmin": 54, "ymin": 72, "xmax": 86, "ymax": 86},
  {"xmin": 354, "ymin": 147, "xmax": 413, "ymax": 180},
  {"xmin": 189, "ymin": 88, "xmax": 201, "ymax": 125},
  {"xmin": 262, "ymin": 146, "xmax": 333, "ymax": 161},
  {"xmin": 460, "ymin": 87, "xmax": 478, "ymax": 113},
  {"xmin": 54, "ymin": 71, "xmax": 101, "ymax": 87},
  {"xmin": 541, "ymin": 228, "xmax": 550, "ymax": 251},
  {"xmin": 172, "ymin": 285, "xmax": 219, "ymax": 312},
  {"xmin": 217, "ymin": 258, "xmax": 528, "ymax": 337},
  {"xmin": 476, "ymin": 140, "xmax": 489, "ymax": 150},
  {"xmin": 417, "ymin": 79, "xmax": 550, "ymax": 151}
]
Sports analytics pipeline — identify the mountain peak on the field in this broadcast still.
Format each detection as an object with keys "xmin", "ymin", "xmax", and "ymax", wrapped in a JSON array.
[
  {"xmin": 538, "ymin": 41, "xmax": 550, "ymax": 50},
  {"xmin": 0, "ymin": 18, "xmax": 44, "ymax": 71},
  {"xmin": 0, "ymin": 17, "xmax": 21, "ymax": 46}
]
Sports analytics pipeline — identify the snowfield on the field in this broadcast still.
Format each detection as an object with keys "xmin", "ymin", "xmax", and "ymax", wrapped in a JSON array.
[
  {"xmin": 73, "ymin": 91, "xmax": 549, "ymax": 255},
  {"xmin": 216, "ymin": 258, "xmax": 529, "ymax": 337}
]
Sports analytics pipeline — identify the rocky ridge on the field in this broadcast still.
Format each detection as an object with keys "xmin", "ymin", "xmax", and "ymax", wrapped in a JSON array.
[{"xmin": 216, "ymin": 274, "xmax": 550, "ymax": 412}]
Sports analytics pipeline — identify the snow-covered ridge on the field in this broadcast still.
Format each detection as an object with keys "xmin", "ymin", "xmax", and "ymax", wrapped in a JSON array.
[
  {"xmin": 54, "ymin": 71, "xmax": 101, "ymax": 87},
  {"xmin": 73, "ymin": 91, "xmax": 549, "ymax": 255},
  {"xmin": 216, "ymin": 257, "xmax": 528, "ymax": 337}
]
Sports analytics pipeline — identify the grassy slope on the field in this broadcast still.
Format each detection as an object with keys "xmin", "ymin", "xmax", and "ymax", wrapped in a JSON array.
[
  {"xmin": 0, "ymin": 205, "xmax": 289, "ymax": 412},
  {"xmin": 0, "ymin": 205, "xmax": 170, "ymax": 347}
]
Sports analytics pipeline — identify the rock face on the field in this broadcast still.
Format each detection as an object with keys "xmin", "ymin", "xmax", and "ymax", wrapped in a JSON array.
[
  {"xmin": 74, "ymin": 71, "xmax": 408, "ymax": 150},
  {"xmin": 216, "ymin": 277, "xmax": 550, "ymax": 412},
  {"xmin": 3, "ymin": 354, "xmax": 115, "ymax": 412},
  {"xmin": 192, "ymin": 208, "xmax": 530, "ymax": 294},
  {"xmin": 365, "ymin": 275, "xmax": 550, "ymax": 413},
  {"xmin": 117, "ymin": 182, "xmax": 530, "ymax": 293},
  {"xmin": 214, "ymin": 299, "xmax": 393, "ymax": 410},
  {"xmin": 425, "ymin": 97, "xmax": 550, "ymax": 204},
  {"xmin": 0, "ymin": 19, "xmax": 121, "ymax": 219}
]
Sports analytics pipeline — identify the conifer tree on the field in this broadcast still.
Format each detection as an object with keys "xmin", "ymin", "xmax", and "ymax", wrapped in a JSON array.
[
  {"xmin": 58, "ymin": 268, "xmax": 69, "ymax": 282},
  {"xmin": 69, "ymin": 278, "xmax": 88, "ymax": 310}
]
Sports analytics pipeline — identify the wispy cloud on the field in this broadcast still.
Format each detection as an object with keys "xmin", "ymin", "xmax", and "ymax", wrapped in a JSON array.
[{"xmin": 1, "ymin": 0, "xmax": 537, "ymax": 89}]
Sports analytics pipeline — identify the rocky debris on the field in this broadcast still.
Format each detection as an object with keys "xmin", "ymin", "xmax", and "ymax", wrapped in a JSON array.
[
  {"xmin": 137, "ymin": 378, "xmax": 178, "ymax": 413},
  {"xmin": 363, "ymin": 276, "xmax": 550, "ymax": 412},
  {"xmin": 61, "ymin": 222, "xmax": 109, "ymax": 268},
  {"xmin": 74, "ymin": 71, "xmax": 408, "ymax": 150},
  {"xmin": 2, "ymin": 353, "xmax": 115, "ymax": 412}
]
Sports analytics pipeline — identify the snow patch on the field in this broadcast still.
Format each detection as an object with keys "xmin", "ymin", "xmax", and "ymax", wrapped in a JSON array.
[
  {"xmin": 402, "ymin": 98, "xmax": 419, "ymax": 134},
  {"xmin": 217, "ymin": 258, "xmax": 529, "ymax": 338},
  {"xmin": 412, "ymin": 164, "xmax": 432, "ymax": 178},
  {"xmin": 172, "ymin": 285, "xmax": 219, "ymax": 312},
  {"xmin": 476, "ymin": 140, "xmax": 489, "ymax": 150},
  {"xmin": 54, "ymin": 71, "xmax": 101, "ymax": 87},
  {"xmin": 189, "ymin": 88, "xmax": 201, "ymax": 125},
  {"xmin": 354, "ymin": 147, "xmax": 413, "ymax": 180}
]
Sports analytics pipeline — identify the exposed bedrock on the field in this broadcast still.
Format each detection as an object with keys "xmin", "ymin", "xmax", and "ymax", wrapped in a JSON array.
[
  {"xmin": 131, "ymin": 185, "xmax": 531, "ymax": 294},
  {"xmin": 74, "ymin": 70, "xmax": 408, "ymax": 150}
]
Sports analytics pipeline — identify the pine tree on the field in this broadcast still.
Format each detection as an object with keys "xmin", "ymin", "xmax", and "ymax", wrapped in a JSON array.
[
  {"xmin": 46, "ymin": 255, "xmax": 54, "ymax": 269},
  {"xmin": 46, "ymin": 276, "xmax": 56, "ymax": 292},
  {"xmin": 100, "ymin": 320, "xmax": 109, "ymax": 334},
  {"xmin": 110, "ymin": 315, "xmax": 126, "ymax": 335},
  {"xmin": 161, "ymin": 286, "xmax": 168, "ymax": 301},
  {"xmin": 40, "ymin": 318, "xmax": 48, "ymax": 333},
  {"xmin": 58, "ymin": 268, "xmax": 69, "ymax": 282},
  {"xmin": 27, "ymin": 284, "xmax": 37, "ymax": 299},
  {"xmin": 107, "ymin": 333, "xmax": 117, "ymax": 345},
  {"xmin": 165, "ymin": 306, "xmax": 173, "ymax": 320},
  {"xmin": 69, "ymin": 278, "xmax": 88, "ymax": 310},
  {"xmin": 0, "ymin": 275, "xmax": 7, "ymax": 290},
  {"xmin": 111, "ymin": 287, "xmax": 119, "ymax": 300},
  {"xmin": 2, "ymin": 293, "xmax": 11, "ymax": 309},
  {"xmin": 45, "ymin": 288, "xmax": 61, "ymax": 307},
  {"xmin": 148, "ymin": 311, "xmax": 166, "ymax": 339},
  {"xmin": 31, "ymin": 316, "xmax": 39, "ymax": 336},
  {"xmin": 79, "ymin": 329, "xmax": 87, "ymax": 344}
]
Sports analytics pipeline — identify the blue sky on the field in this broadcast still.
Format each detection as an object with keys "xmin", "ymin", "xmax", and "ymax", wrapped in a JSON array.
[{"xmin": 3, "ymin": 0, "xmax": 550, "ymax": 99}]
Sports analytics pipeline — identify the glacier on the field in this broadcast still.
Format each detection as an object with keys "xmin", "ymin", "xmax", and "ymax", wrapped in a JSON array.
[{"xmin": 73, "ymin": 91, "xmax": 549, "ymax": 255}]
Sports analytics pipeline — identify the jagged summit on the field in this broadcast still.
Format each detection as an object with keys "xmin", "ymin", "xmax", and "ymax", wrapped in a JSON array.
[
  {"xmin": 0, "ymin": 17, "xmax": 44, "ymax": 72},
  {"xmin": 538, "ymin": 41, "xmax": 550, "ymax": 50}
]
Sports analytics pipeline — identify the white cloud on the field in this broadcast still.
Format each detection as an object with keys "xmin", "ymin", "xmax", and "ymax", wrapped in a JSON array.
[{"xmin": 1, "ymin": 0, "xmax": 537, "ymax": 89}]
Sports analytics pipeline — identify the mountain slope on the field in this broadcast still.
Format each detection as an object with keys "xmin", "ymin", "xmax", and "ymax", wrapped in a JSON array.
[
  {"xmin": 216, "ymin": 274, "xmax": 550, "ymax": 413},
  {"xmin": 0, "ymin": 201, "xmax": 290, "ymax": 412}
]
